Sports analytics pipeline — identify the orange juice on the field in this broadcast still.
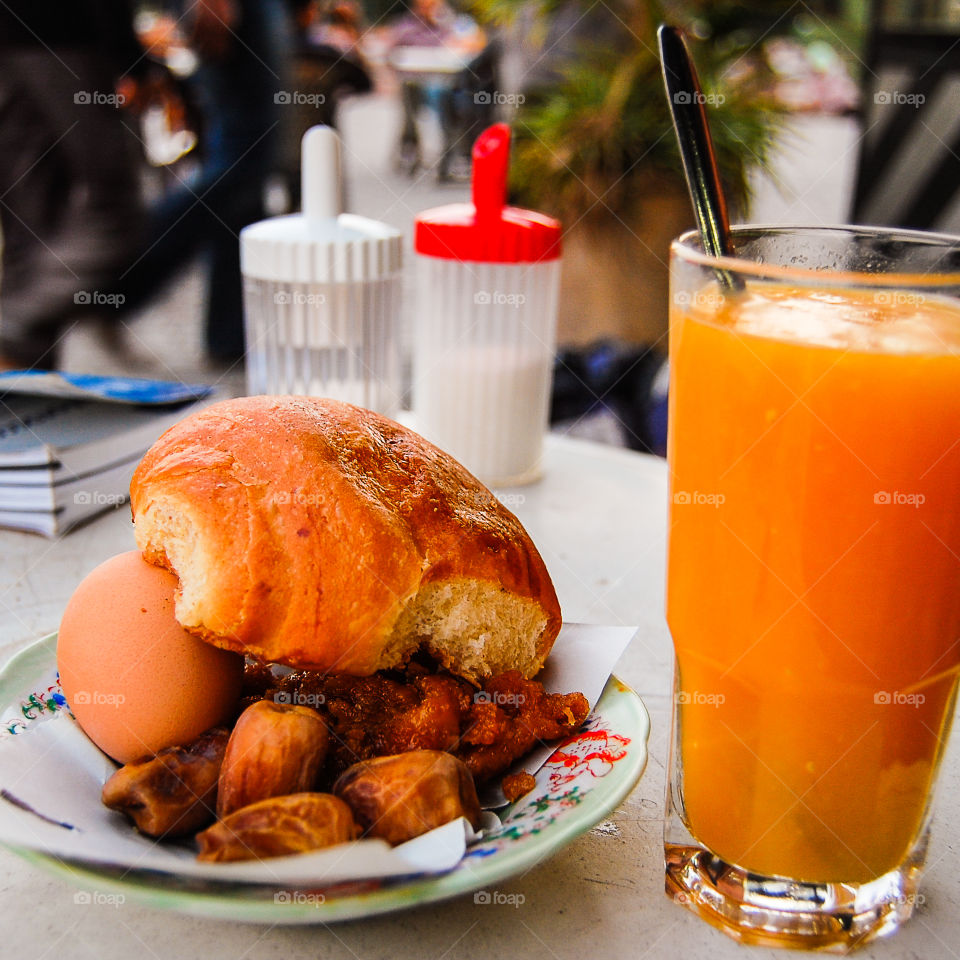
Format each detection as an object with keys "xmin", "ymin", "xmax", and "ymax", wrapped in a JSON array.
[{"xmin": 667, "ymin": 283, "xmax": 960, "ymax": 883}]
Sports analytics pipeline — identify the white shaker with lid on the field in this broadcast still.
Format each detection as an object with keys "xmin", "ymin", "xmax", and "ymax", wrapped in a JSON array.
[
  {"xmin": 413, "ymin": 123, "xmax": 562, "ymax": 486},
  {"xmin": 241, "ymin": 126, "xmax": 403, "ymax": 415}
]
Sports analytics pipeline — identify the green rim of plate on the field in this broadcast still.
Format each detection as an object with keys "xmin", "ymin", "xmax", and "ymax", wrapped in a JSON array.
[{"xmin": 0, "ymin": 634, "xmax": 649, "ymax": 924}]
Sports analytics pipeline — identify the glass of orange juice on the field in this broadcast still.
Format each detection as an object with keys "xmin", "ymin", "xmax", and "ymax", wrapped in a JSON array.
[{"xmin": 665, "ymin": 225, "xmax": 960, "ymax": 950}]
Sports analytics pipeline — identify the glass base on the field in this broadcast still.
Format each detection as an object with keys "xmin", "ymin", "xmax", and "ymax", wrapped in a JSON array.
[{"xmin": 665, "ymin": 842, "xmax": 925, "ymax": 952}]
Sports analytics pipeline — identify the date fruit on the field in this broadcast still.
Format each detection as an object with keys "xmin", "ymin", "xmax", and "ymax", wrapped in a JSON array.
[
  {"xmin": 334, "ymin": 749, "xmax": 481, "ymax": 845},
  {"xmin": 196, "ymin": 792, "xmax": 357, "ymax": 862},
  {"xmin": 101, "ymin": 727, "xmax": 229, "ymax": 838},
  {"xmin": 217, "ymin": 699, "xmax": 329, "ymax": 817}
]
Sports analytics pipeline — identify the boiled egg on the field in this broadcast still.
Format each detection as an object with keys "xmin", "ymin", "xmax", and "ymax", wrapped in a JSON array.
[{"xmin": 57, "ymin": 550, "xmax": 244, "ymax": 763}]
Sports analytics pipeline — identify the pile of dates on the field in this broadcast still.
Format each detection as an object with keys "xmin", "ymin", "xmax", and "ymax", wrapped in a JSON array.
[{"xmin": 101, "ymin": 699, "xmax": 482, "ymax": 862}]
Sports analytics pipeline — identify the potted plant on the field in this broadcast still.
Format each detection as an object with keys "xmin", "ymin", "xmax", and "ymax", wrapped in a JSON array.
[{"xmin": 468, "ymin": 0, "xmax": 790, "ymax": 347}]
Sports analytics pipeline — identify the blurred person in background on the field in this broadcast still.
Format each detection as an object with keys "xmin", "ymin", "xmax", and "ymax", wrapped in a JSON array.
[
  {"xmin": 277, "ymin": 0, "xmax": 372, "ymax": 209},
  {"xmin": 392, "ymin": 0, "xmax": 467, "ymax": 49},
  {"xmin": 390, "ymin": 0, "xmax": 485, "ymax": 179},
  {"xmin": 0, "ymin": 0, "xmax": 145, "ymax": 370},
  {"xmin": 117, "ymin": 0, "xmax": 292, "ymax": 363},
  {"xmin": 305, "ymin": 0, "xmax": 366, "ymax": 54}
]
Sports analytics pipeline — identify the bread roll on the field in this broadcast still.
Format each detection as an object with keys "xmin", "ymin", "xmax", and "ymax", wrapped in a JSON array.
[{"xmin": 130, "ymin": 396, "xmax": 561, "ymax": 683}]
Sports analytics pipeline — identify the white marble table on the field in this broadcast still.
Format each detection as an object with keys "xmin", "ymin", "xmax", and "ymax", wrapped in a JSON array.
[{"xmin": 0, "ymin": 434, "xmax": 957, "ymax": 958}]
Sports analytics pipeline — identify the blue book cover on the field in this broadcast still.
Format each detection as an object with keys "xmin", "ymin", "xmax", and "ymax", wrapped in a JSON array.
[{"xmin": 0, "ymin": 371, "xmax": 213, "ymax": 405}]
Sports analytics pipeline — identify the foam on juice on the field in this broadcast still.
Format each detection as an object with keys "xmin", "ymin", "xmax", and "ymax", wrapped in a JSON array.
[{"xmin": 690, "ymin": 283, "xmax": 960, "ymax": 354}]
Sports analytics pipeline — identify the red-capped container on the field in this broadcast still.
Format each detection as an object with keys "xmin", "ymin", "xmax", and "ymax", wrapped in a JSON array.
[{"xmin": 412, "ymin": 123, "xmax": 562, "ymax": 486}]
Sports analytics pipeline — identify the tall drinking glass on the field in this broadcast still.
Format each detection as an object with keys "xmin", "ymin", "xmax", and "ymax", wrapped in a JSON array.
[{"xmin": 665, "ymin": 225, "xmax": 960, "ymax": 950}]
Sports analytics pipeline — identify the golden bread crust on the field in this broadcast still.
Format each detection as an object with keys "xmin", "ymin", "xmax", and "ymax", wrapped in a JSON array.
[{"xmin": 130, "ymin": 396, "xmax": 561, "ymax": 680}]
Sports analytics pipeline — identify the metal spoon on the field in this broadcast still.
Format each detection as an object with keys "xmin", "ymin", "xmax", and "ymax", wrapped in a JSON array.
[{"xmin": 658, "ymin": 24, "xmax": 742, "ymax": 289}]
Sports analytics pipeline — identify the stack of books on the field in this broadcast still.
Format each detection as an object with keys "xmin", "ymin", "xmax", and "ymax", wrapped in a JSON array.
[{"xmin": 0, "ymin": 372, "xmax": 215, "ymax": 537}]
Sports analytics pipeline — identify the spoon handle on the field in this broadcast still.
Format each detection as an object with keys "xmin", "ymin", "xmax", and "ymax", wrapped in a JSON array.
[{"xmin": 658, "ymin": 24, "xmax": 740, "ymax": 281}]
